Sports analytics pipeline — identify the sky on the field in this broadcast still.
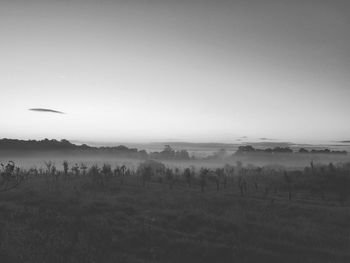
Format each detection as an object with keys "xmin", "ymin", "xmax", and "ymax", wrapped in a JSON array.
[{"xmin": 0, "ymin": 0, "xmax": 349, "ymax": 143}]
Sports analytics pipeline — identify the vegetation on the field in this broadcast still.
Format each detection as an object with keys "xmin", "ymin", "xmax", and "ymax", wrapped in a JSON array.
[
  {"xmin": 236, "ymin": 145, "xmax": 347, "ymax": 155},
  {"xmin": 0, "ymin": 159, "xmax": 349, "ymax": 262},
  {"xmin": 0, "ymin": 139, "xmax": 190, "ymax": 160},
  {"xmin": 1, "ymin": 139, "xmax": 346, "ymax": 164}
]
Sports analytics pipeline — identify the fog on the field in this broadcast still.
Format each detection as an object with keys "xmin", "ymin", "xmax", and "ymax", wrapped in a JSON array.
[{"xmin": 1, "ymin": 150, "xmax": 349, "ymax": 172}]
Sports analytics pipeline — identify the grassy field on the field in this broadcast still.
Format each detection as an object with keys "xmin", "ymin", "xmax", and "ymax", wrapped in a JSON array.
[{"xmin": 0, "ymin": 161, "xmax": 349, "ymax": 263}]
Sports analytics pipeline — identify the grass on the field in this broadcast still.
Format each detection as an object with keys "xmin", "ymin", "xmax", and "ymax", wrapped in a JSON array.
[{"xmin": 0, "ymin": 169, "xmax": 349, "ymax": 263}]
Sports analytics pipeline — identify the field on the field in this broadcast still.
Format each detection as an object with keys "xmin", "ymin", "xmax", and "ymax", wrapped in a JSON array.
[{"xmin": 0, "ymin": 157, "xmax": 350, "ymax": 263}]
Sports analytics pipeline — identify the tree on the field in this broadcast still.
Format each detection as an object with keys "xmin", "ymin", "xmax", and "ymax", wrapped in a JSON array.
[
  {"xmin": 183, "ymin": 168, "xmax": 193, "ymax": 188},
  {"xmin": 137, "ymin": 160, "xmax": 165, "ymax": 187},
  {"xmin": 161, "ymin": 145, "xmax": 175, "ymax": 159},
  {"xmin": 175, "ymin": 150, "xmax": 190, "ymax": 160},
  {"xmin": 63, "ymin": 161, "xmax": 69, "ymax": 176},
  {"xmin": 0, "ymin": 161, "xmax": 23, "ymax": 192},
  {"xmin": 165, "ymin": 168, "xmax": 174, "ymax": 189},
  {"xmin": 102, "ymin": 164, "xmax": 113, "ymax": 182},
  {"xmin": 80, "ymin": 163, "xmax": 87, "ymax": 176},
  {"xmin": 44, "ymin": 161, "xmax": 53, "ymax": 175},
  {"xmin": 199, "ymin": 168, "xmax": 209, "ymax": 193},
  {"xmin": 71, "ymin": 164, "xmax": 80, "ymax": 177},
  {"xmin": 299, "ymin": 148, "xmax": 309, "ymax": 153}
]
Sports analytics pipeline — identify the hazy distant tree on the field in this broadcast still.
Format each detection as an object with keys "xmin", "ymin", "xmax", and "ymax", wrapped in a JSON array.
[
  {"xmin": 71, "ymin": 163, "xmax": 80, "ymax": 177},
  {"xmin": 44, "ymin": 161, "xmax": 53, "ymax": 176},
  {"xmin": 63, "ymin": 161, "xmax": 69, "ymax": 177},
  {"xmin": 299, "ymin": 148, "xmax": 309, "ymax": 153},
  {"xmin": 224, "ymin": 164, "xmax": 234, "ymax": 185},
  {"xmin": 165, "ymin": 168, "xmax": 174, "ymax": 189},
  {"xmin": 80, "ymin": 163, "xmax": 87, "ymax": 176},
  {"xmin": 119, "ymin": 165, "xmax": 127, "ymax": 184},
  {"xmin": 273, "ymin": 147, "xmax": 293, "ymax": 153},
  {"xmin": 161, "ymin": 145, "xmax": 175, "ymax": 159},
  {"xmin": 183, "ymin": 168, "xmax": 193, "ymax": 188},
  {"xmin": 137, "ymin": 160, "xmax": 165, "ymax": 187},
  {"xmin": 120, "ymin": 165, "xmax": 127, "ymax": 175},
  {"xmin": 102, "ymin": 163, "xmax": 112, "ymax": 180},
  {"xmin": 142, "ymin": 166, "xmax": 153, "ymax": 187},
  {"xmin": 88, "ymin": 164, "xmax": 103, "ymax": 186},
  {"xmin": 51, "ymin": 164, "xmax": 57, "ymax": 180},
  {"xmin": 28, "ymin": 167, "xmax": 38, "ymax": 179},
  {"xmin": 175, "ymin": 150, "xmax": 190, "ymax": 160},
  {"xmin": 199, "ymin": 168, "xmax": 209, "ymax": 193},
  {"xmin": 215, "ymin": 168, "xmax": 225, "ymax": 191},
  {"xmin": 237, "ymin": 145, "xmax": 255, "ymax": 154},
  {"xmin": 310, "ymin": 160, "xmax": 314, "ymax": 172}
]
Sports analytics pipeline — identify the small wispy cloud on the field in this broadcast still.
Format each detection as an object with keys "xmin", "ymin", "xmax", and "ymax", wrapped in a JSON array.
[{"xmin": 29, "ymin": 108, "xmax": 65, "ymax": 114}]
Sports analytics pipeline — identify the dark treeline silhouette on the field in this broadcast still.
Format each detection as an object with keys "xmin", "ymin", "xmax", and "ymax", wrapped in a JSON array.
[
  {"xmin": 0, "ymin": 138, "xmax": 147, "ymax": 159},
  {"xmin": 1, "ymin": 139, "xmax": 347, "ymax": 162},
  {"xmin": 0, "ymin": 138, "xmax": 90, "ymax": 151},
  {"xmin": 236, "ymin": 145, "xmax": 347, "ymax": 155},
  {"xmin": 299, "ymin": 148, "xmax": 347, "ymax": 155},
  {"xmin": 0, "ymin": 139, "xmax": 191, "ymax": 160},
  {"xmin": 236, "ymin": 145, "xmax": 293, "ymax": 154}
]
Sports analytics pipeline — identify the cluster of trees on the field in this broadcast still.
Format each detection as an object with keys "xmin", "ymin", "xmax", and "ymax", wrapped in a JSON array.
[
  {"xmin": 149, "ymin": 145, "xmax": 191, "ymax": 160},
  {"xmin": 136, "ymin": 160, "xmax": 231, "ymax": 191},
  {"xmin": 236, "ymin": 145, "xmax": 293, "ymax": 154},
  {"xmin": 0, "ymin": 139, "xmax": 192, "ymax": 160},
  {"xmin": 236, "ymin": 145, "xmax": 347, "ymax": 155},
  {"xmin": 1, "ymin": 139, "xmax": 347, "ymax": 162},
  {"xmin": 0, "ymin": 138, "xmax": 90, "ymax": 151},
  {"xmin": 299, "ymin": 148, "xmax": 347, "ymax": 154}
]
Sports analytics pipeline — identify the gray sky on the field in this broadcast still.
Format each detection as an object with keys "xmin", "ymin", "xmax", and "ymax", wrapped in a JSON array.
[{"xmin": 0, "ymin": 0, "xmax": 349, "ymax": 143}]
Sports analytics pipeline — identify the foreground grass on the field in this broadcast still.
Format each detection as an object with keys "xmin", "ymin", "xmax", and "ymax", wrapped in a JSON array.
[{"xmin": 0, "ymin": 176, "xmax": 349, "ymax": 263}]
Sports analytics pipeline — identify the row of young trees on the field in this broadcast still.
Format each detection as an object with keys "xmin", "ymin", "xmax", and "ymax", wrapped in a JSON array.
[{"xmin": 1, "ymin": 159, "xmax": 349, "ymax": 205}]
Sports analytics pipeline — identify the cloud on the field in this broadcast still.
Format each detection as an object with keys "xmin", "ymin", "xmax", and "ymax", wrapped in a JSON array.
[{"xmin": 29, "ymin": 108, "xmax": 65, "ymax": 114}]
